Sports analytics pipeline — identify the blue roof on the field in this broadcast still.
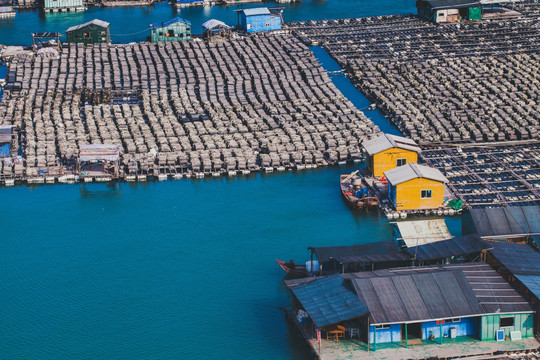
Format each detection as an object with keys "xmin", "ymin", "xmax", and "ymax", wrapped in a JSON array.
[
  {"xmin": 242, "ymin": 7, "xmax": 271, "ymax": 16},
  {"xmin": 290, "ymin": 275, "xmax": 369, "ymax": 328},
  {"xmin": 150, "ymin": 17, "xmax": 191, "ymax": 30},
  {"xmin": 487, "ymin": 241, "xmax": 540, "ymax": 276},
  {"xmin": 516, "ymin": 275, "xmax": 540, "ymax": 300}
]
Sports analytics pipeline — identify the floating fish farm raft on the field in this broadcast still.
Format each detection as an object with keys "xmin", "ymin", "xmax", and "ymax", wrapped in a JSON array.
[
  {"xmin": 0, "ymin": 34, "xmax": 379, "ymax": 183},
  {"xmin": 287, "ymin": 2, "xmax": 540, "ymax": 208}
]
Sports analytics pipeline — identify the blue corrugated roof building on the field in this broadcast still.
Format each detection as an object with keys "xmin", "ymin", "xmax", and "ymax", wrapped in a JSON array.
[{"xmin": 240, "ymin": 7, "xmax": 282, "ymax": 33}]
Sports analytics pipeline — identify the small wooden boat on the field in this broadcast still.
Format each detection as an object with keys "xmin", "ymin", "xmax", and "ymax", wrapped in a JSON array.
[
  {"xmin": 276, "ymin": 259, "xmax": 309, "ymax": 278},
  {"xmin": 340, "ymin": 173, "xmax": 379, "ymax": 211}
]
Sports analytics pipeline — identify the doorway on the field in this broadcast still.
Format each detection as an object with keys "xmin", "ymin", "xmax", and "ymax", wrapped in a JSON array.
[{"xmin": 403, "ymin": 322, "xmax": 422, "ymax": 341}]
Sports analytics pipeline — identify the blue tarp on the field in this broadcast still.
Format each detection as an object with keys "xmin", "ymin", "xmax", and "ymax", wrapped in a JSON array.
[
  {"xmin": 0, "ymin": 142, "xmax": 10, "ymax": 157},
  {"xmin": 290, "ymin": 274, "xmax": 369, "ymax": 328},
  {"xmin": 487, "ymin": 241, "xmax": 540, "ymax": 276}
]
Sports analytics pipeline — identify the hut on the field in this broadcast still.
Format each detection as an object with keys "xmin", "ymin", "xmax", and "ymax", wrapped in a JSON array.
[
  {"xmin": 362, "ymin": 133, "xmax": 421, "ymax": 177},
  {"xmin": 239, "ymin": 7, "xmax": 282, "ymax": 33},
  {"xmin": 0, "ymin": 125, "xmax": 13, "ymax": 158},
  {"xmin": 416, "ymin": 0, "xmax": 482, "ymax": 23},
  {"xmin": 202, "ymin": 19, "xmax": 231, "ymax": 40},
  {"xmin": 66, "ymin": 19, "xmax": 111, "ymax": 45},
  {"xmin": 385, "ymin": 163, "xmax": 448, "ymax": 210},
  {"xmin": 149, "ymin": 17, "xmax": 191, "ymax": 43},
  {"xmin": 0, "ymin": 0, "xmax": 15, "ymax": 18},
  {"xmin": 78, "ymin": 144, "xmax": 120, "ymax": 179},
  {"xmin": 41, "ymin": 0, "xmax": 84, "ymax": 13}
]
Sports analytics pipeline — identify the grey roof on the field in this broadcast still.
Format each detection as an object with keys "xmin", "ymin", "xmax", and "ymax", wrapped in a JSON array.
[
  {"xmin": 515, "ymin": 275, "xmax": 540, "ymax": 301},
  {"xmin": 348, "ymin": 263, "xmax": 533, "ymax": 316},
  {"xmin": 362, "ymin": 133, "xmax": 420, "ymax": 156},
  {"xmin": 469, "ymin": 206, "xmax": 540, "ymax": 239},
  {"xmin": 242, "ymin": 7, "xmax": 271, "ymax": 16},
  {"xmin": 79, "ymin": 144, "xmax": 120, "ymax": 162},
  {"xmin": 202, "ymin": 19, "xmax": 230, "ymax": 31},
  {"xmin": 290, "ymin": 275, "xmax": 369, "ymax": 328},
  {"xmin": 311, "ymin": 241, "xmax": 409, "ymax": 265},
  {"xmin": 66, "ymin": 19, "xmax": 110, "ymax": 33},
  {"xmin": 487, "ymin": 241, "xmax": 540, "ymax": 276},
  {"xmin": 352, "ymin": 270, "xmax": 484, "ymax": 325},
  {"xmin": 418, "ymin": 0, "xmax": 480, "ymax": 10},
  {"xmin": 406, "ymin": 234, "xmax": 487, "ymax": 262},
  {"xmin": 385, "ymin": 163, "xmax": 448, "ymax": 186}
]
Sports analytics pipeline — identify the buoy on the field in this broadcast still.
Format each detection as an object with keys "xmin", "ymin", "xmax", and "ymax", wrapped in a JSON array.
[{"xmin": 400, "ymin": 212, "xmax": 407, "ymax": 219}]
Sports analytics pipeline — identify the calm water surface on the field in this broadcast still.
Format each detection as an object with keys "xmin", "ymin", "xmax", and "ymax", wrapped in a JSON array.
[
  {"xmin": 0, "ymin": 0, "xmax": 416, "ymax": 45},
  {"xmin": 0, "ymin": 2, "xmax": 459, "ymax": 359}
]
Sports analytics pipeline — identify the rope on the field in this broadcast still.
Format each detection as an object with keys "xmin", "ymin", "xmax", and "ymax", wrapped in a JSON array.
[{"xmin": 111, "ymin": 28, "xmax": 150, "ymax": 37}]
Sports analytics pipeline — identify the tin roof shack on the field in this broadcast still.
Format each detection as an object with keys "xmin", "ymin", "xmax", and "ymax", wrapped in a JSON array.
[
  {"xmin": 385, "ymin": 163, "xmax": 448, "ymax": 211},
  {"xmin": 362, "ymin": 134, "xmax": 420, "ymax": 177},
  {"xmin": 239, "ymin": 7, "xmax": 283, "ymax": 33},
  {"xmin": 0, "ymin": 125, "xmax": 14, "ymax": 158},
  {"xmin": 485, "ymin": 241, "xmax": 540, "ymax": 333},
  {"xmin": 42, "ymin": 0, "xmax": 84, "ymax": 12},
  {"xmin": 406, "ymin": 234, "xmax": 487, "ymax": 265},
  {"xmin": 202, "ymin": 19, "xmax": 231, "ymax": 40},
  {"xmin": 349, "ymin": 263, "xmax": 534, "ymax": 348},
  {"xmin": 0, "ymin": 0, "xmax": 15, "ymax": 17},
  {"xmin": 78, "ymin": 144, "xmax": 120, "ymax": 180},
  {"xmin": 309, "ymin": 241, "xmax": 411, "ymax": 275},
  {"xmin": 149, "ymin": 17, "xmax": 191, "ymax": 43},
  {"xmin": 463, "ymin": 205, "xmax": 540, "ymax": 243},
  {"xmin": 416, "ymin": 0, "xmax": 482, "ymax": 23},
  {"xmin": 66, "ymin": 19, "xmax": 110, "ymax": 45}
]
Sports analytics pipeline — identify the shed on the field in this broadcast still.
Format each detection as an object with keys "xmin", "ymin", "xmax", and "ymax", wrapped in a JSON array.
[
  {"xmin": 202, "ymin": 19, "xmax": 231, "ymax": 39},
  {"xmin": 0, "ymin": 125, "xmax": 13, "ymax": 158},
  {"xmin": 385, "ymin": 163, "xmax": 448, "ymax": 210},
  {"xmin": 362, "ymin": 134, "xmax": 420, "ymax": 177},
  {"xmin": 150, "ymin": 17, "xmax": 191, "ymax": 43},
  {"xmin": 42, "ymin": 0, "xmax": 84, "ymax": 12},
  {"xmin": 66, "ymin": 19, "xmax": 110, "ymax": 45},
  {"xmin": 0, "ymin": 0, "xmax": 15, "ymax": 17},
  {"xmin": 78, "ymin": 144, "xmax": 121, "ymax": 178},
  {"xmin": 416, "ymin": 0, "xmax": 482, "ymax": 22},
  {"xmin": 349, "ymin": 263, "xmax": 534, "ymax": 344},
  {"xmin": 239, "ymin": 7, "xmax": 282, "ymax": 33}
]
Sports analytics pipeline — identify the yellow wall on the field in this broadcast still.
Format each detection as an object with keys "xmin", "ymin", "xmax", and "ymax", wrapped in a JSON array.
[
  {"xmin": 369, "ymin": 148, "xmax": 418, "ymax": 177},
  {"xmin": 394, "ymin": 178, "xmax": 445, "ymax": 210}
]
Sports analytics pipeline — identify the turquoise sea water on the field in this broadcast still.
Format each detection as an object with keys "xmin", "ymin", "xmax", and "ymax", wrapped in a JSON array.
[
  {"xmin": 0, "ymin": 0, "xmax": 416, "ymax": 45},
  {"xmin": 0, "ymin": 2, "xmax": 462, "ymax": 359}
]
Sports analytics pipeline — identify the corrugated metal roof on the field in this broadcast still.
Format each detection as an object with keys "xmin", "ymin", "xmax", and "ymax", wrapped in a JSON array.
[
  {"xmin": 242, "ymin": 7, "xmax": 271, "ymax": 16},
  {"xmin": 79, "ymin": 144, "xmax": 120, "ymax": 162},
  {"xmin": 349, "ymin": 263, "xmax": 533, "ymax": 321},
  {"xmin": 150, "ymin": 17, "xmax": 191, "ymax": 30},
  {"xmin": 406, "ymin": 234, "xmax": 487, "ymax": 261},
  {"xmin": 515, "ymin": 275, "xmax": 540, "ymax": 300},
  {"xmin": 66, "ymin": 19, "xmax": 110, "ymax": 33},
  {"xmin": 352, "ymin": 270, "xmax": 484, "ymax": 325},
  {"xmin": 385, "ymin": 163, "xmax": 448, "ymax": 185},
  {"xmin": 418, "ymin": 0, "xmax": 480, "ymax": 10},
  {"xmin": 312, "ymin": 241, "xmax": 409, "ymax": 264},
  {"xmin": 396, "ymin": 219, "xmax": 452, "ymax": 247},
  {"xmin": 469, "ymin": 206, "xmax": 540, "ymax": 239},
  {"xmin": 362, "ymin": 133, "xmax": 420, "ymax": 156},
  {"xmin": 202, "ymin": 19, "xmax": 230, "ymax": 31},
  {"xmin": 487, "ymin": 241, "xmax": 540, "ymax": 276},
  {"xmin": 290, "ymin": 275, "xmax": 369, "ymax": 328}
]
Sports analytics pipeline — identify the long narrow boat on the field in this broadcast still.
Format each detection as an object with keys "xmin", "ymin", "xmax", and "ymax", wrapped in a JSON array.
[
  {"xmin": 340, "ymin": 174, "xmax": 379, "ymax": 211},
  {"xmin": 276, "ymin": 259, "xmax": 309, "ymax": 278}
]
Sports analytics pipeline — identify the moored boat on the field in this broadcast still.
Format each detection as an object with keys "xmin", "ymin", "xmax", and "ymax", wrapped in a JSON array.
[
  {"xmin": 276, "ymin": 259, "xmax": 309, "ymax": 278},
  {"xmin": 340, "ymin": 172, "xmax": 379, "ymax": 211}
]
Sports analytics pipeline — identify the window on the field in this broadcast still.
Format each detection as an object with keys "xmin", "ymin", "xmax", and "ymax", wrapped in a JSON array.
[
  {"xmin": 451, "ymin": 318, "xmax": 461, "ymax": 323},
  {"xmin": 500, "ymin": 317, "xmax": 514, "ymax": 328},
  {"xmin": 247, "ymin": 24, "xmax": 253, "ymax": 30},
  {"xmin": 265, "ymin": 23, "xmax": 270, "ymax": 27},
  {"xmin": 421, "ymin": 189, "xmax": 432, "ymax": 199},
  {"xmin": 396, "ymin": 158, "xmax": 407, "ymax": 167},
  {"xmin": 375, "ymin": 325, "xmax": 390, "ymax": 330},
  {"xmin": 167, "ymin": 30, "xmax": 175, "ymax": 37},
  {"xmin": 84, "ymin": 32, "xmax": 90, "ymax": 39}
]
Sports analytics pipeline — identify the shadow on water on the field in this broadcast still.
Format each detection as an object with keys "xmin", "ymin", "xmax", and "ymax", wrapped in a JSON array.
[{"xmin": 79, "ymin": 182, "xmax": 122, "ymax": 197}]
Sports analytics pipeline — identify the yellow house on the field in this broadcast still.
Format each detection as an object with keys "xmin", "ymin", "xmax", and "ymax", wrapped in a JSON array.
[
  {"xmin": 363, "ymin": 134, "xmax": 421, "ymax": 177},
  {"xmin": 385, "ymin": 163, "xmax": 448, "ymax": 210}
]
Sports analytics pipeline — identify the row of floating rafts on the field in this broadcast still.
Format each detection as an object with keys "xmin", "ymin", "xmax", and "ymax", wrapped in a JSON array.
[{"xmin": 0, "ymin": 34, "xmax": 380, "ymax": 180}]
